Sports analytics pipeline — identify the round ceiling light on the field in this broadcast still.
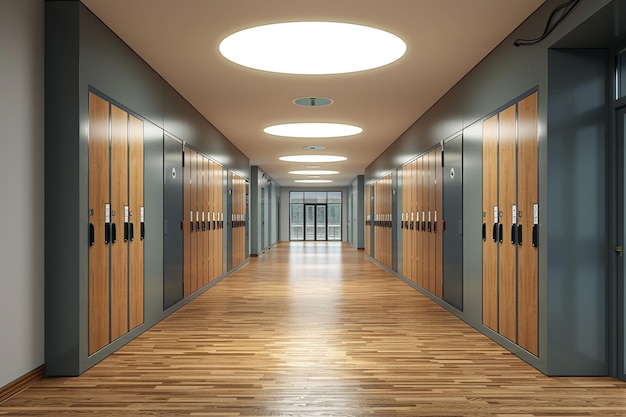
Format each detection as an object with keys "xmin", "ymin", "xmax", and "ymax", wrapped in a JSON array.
[
  {"xmin": 294, "ymin": 97, "xmax": 333, "ymax": 107},
  {"xmin": 219, "ymin": 22, "xmax": 406, "ymax": 75},
  {"xmin": 265, "ymin": 123, "xmax": 362, "ymax": 138},
  {"xmin": 295, "ymin": 179, "xmax": 334, "ymax": 184},
  {"xmin": 289, "ymin": 170, "xmax": 339, "ymax": 175},
  {"xmin": 279, "ymin": 155, "xmax": 347, "ymax": 163}
]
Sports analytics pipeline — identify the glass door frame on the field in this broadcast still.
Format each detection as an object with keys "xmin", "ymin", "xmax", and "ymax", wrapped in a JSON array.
[{"xmin": 304, "ymin": 203, "xmax": 328, "ymax": 241}]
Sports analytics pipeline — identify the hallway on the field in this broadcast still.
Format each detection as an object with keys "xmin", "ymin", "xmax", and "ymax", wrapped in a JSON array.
[{"xmin": 2, "ymin": 242, "xmax": 626, "ymax": 416}]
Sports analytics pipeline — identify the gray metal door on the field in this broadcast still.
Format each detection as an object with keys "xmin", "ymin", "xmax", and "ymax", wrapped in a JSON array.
[
  {"xmin": 163, "ymin": 134, "xmax": 184, "ymax": 309},
  {"xmin": 443, "ymin": 134, "xmax": 463, "ymax": 310}
]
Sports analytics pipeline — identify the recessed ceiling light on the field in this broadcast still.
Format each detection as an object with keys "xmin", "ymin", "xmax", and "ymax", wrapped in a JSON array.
[
  {"xmin": 289, "ymin": 170, "xmax": 339, "ymax": 175},
  {"xmin": 219, "ymin": 22, "xmax": 406, "ymax": 75},
  {"xmin": 279, "ymin": 155, "xmax": 347, "ymax": 163},
  {"xmin": 295, "ymin": 179, "xmax": 334, "ymax": 184},
  {"xmin": 303, "ymin": 145, "xmax": 326, "ymax": 151},
  {"xmin": 265, "ymin": 123, "xmax": 362, "ymax": 138},
  {"xmin": 294, "ymin": 97, "xmax": 334, "ymax": 107}
]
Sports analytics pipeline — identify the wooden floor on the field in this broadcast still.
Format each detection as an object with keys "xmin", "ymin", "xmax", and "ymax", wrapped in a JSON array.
[{"xmin": 3, "ymin": 242, "xmax": 626, "ymax": 416}]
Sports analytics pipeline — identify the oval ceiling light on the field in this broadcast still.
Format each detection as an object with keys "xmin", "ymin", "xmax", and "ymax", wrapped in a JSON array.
[
  {"xmin": 295, "ymin": 179, "xmax": 334, "ymax": 184},
  {"xmin": 219, "ymin": 22, "xmax": 407, "ymax": 75},
  {"xmin": 279, "ymin": 155, "xmax": 347, "ymax": 163},
  {"xmin": 293, "ymin": 97, "xmax": 333, "ymax": 107},
  {"xmin": 289, "ymin": 170, "xmax": 339, "ymax": 175},
  {"xmin": 265, "ymin": 123, "xmax": 362, "ymax": 138}
]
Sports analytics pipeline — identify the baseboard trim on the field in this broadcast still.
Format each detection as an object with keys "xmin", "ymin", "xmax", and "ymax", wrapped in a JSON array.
[{"xmin": 0, "ymin": 365, "xmax": 46, "ymax": 404}]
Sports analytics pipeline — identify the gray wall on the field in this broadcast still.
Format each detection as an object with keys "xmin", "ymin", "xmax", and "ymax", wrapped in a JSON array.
[
  {"xmin": 45, "ymin": 1, "xmax": 249, "ymax": 376},
  {"xmin": 0, "ymin": 0, "xmax": 45, "ymax": 387},
  {"xmin": 250, "ymin": 166, "xmax": 279, "ymax": 255},
  {"xmin": 365, "ymin": 0, "xmax": 617, "ymax": 375},
  {"xmin": 347, "ymin": 176, "xmax": 365, "ymax": 249}
]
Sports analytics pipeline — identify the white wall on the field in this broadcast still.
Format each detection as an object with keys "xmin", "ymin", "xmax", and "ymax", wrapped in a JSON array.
[{"xmin": 0, "ymin": 0, "xmax": 45, "ymax": 387}]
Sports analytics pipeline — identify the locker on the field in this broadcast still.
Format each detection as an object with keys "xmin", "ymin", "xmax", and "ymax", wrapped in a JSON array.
[
  {"xmin": 481, "ymin": 91, "xmax": 539, "ymax": 355},
  {"xmin": 128, "ymin": 114, "xmax": 144, "ymax": 330},
  {"xmin": 183, "ymin": 145, "xmax": 192, "ymax": 297},
  {"xmin": 428, "ymin": 150, "xmax": 436, "ymax": 294},
  {"xmin": 190, "ymin": 150, "xmax": 199, "ymax": 293},
  {"xmin": 110, "ymin": 104, "xmax": 129, "ymax": 341},
  {"xmin": 418, "ymin": 156, "xmax": 427, "ymax": 289},
  {"xmin": 434, "ymin": 146, "xmax": 443, "ymax": 298},
  {"xmin": 482, "ymin": 114, "xmax": 499, "ymax": 332},
  {"xmin": 516, "ymin": 93, "xmax": 539, "ymax": 355},
  {"xmin": 202, "ymin": 156, "xmax": 209, "ymax": 286},
  {"xmin": 88, "ymin": 92, "xmax": 146, "ymax": 353},
  {"xmin": 88, "ymin": 93, "xmax": 111, "ymax": 355}
]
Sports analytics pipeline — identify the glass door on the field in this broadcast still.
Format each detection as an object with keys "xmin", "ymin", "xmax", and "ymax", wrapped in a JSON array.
[{"xmin": 304, "ymin": 204, "xmax": 327, "ymax": 241}]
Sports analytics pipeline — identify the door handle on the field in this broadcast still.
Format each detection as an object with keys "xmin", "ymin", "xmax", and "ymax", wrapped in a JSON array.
[
  {"xmin": 517, "ymin": 224, "xmax": 522, "ymax": 245},
  {"xmin": 89, "ymin": 223, "xmax": 95, "ymax": 246}
]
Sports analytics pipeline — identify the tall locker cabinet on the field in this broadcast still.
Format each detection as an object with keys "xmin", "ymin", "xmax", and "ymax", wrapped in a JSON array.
[
  {"xmin": 482, "ymin": 91, "xmax": 538, "ymax": 356},
  {"xmin": 88, "ymin": 92, "xmax": 144, "ymax": 355}
]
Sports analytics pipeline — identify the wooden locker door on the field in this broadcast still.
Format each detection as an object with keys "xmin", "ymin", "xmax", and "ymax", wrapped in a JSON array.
[
  {"xmin": 417, "ymin": 156, "xmax": 426, "ymax": 289},
  {"xmin": 199, "ymin": 156, "xmax": 206, "ymax": 287},
  {"xmin": 498, "ymin": 104, "xmax": 518, "ymax": 343},
  {"xmin": 517, "ymin": 92, "xmax": 539, "ymax": 355},
  {"xmin": 190, "ymin": 150, "xmax": 199, "ymax": 293},
  {"xmin": 88, "ymin": 92, "xmax": 111, "ymax": 355},
  {"xmin": 482, "ymin": 114, "xmax": 499, "ymax": 332},
  {"xmin": 110, "ymin": 104, "xmax": 129, "ymax": 341},
  {"xmin": 207, "ymin": 159, "xmax": 214, "ymax": 282},
  {"xmin": 402, "ymin": 166, "xmax": 408, "ymax": 279},
  {"xmin": 428, "ymin": 150, "xmax": 437, "ymax": 293},
  {"xmin": 407, "ymin": 159, "xmax": 417, "ymax": 283},
  {"xmin": 128, "ymin": 114, "xmax": 144, "ymax": 330},
  {"xmin": 434, "ymin": 146, "xmax": 443, "ymax": 298},
  {"xmin": 183, "ymin": 146, "xmax": 192, "ymax": 297},
  {"xmin": 216, "ymin": 164, "xmax": 223, "ymax": 277}
]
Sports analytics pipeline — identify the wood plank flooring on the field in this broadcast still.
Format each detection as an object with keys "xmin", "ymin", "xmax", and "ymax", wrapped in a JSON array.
[{"xmin": 3, "ymin": 242, "xmax": 626, "ymax": 416}]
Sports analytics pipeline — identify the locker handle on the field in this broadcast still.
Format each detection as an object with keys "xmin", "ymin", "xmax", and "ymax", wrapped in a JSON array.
[
  {"xmin": 202, "ymin": 221, "xmax": 206, "ymax": 231},
  {"xmin": 422, "ymin": 221, "xmax": 426, "ymax": 231},
  {"xmin": 482, "ymin": 223, "xmax": 486, "ymax": 241},
  {"xmin": 190, "ymin": 221, "xmax": 194, "ymax": 233},
  {"xmin": 105, "ymin": 223, "xmax": 111, "ymax": 244},
  {"xmin": 532, "ymin": 224, "xmax": 538, "ymax": 247},
  {"xmin": 111, "ymin": 223, "xmax": 117, "ymax": 243},
  {"xmin": 89, "ymin": 223, "xmax": 95, "ymax": 246},
  {"xmin": 511, "ymin": 224, "xmax": 516, "ymax": 245},
  {"xmin": 428, "ymin": 221, "xmax": 432, "ymax": 233},
  {"xmin": 196, "ymin": 221, "xmax": 200, "ymax": 232},
  {"xmin": 220, "ymin": 221, "xmax": 224, "ymax": 229},
  {"xmin": 130, "ymin": 222, "xmax": 135, "ymax": 241},
  {"xmin": 141, "ymin": 222, "xmax": 145, "ymax": 240},
  {"xmin": 416, "ymin": 220, "xmax": 420, "ymax": 231},
  {"xmin": 124, "ymin": 222, "xmax": 129, "ymax": 242},
  {"xmin": 434, "ymin": 221, "xmax": 437, "ymax": 233},
  {"xmin": 213, "ymin": 220, "xmax": 217, "ymax": 230},
  {"xmin": 410, "ymin": 221, "xmax": 414, "ymax": 230},
  {"xmin": 492, "ymin": 223, "xmax": 498, "ymax": 242},
  {"xmin": 498, "ymin": 223, "xmax": 503, "ymax": 243},
  {"xmin": 517, "ymin": 224, "xmax": 523, "ymax": 245}
]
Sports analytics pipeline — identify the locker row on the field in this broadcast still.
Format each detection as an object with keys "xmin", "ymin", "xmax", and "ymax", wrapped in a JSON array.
[
  {"xmin": 182, "ymin": 145, "xmax": 225, "ymax": 298},
  {"xmin": 88, "ymin": 92, "xmax": 145, "ymax": 355},
  {"xmin": 365, "ymin": 92, "xmax": 538, "ymax": 357},
  {"xmin": 400, "ymin": 146, "xmax": 443, "ymax": 298},
  {"xmin": 231, "ymin": 173, "xmax": 247, "ymax": 267}
]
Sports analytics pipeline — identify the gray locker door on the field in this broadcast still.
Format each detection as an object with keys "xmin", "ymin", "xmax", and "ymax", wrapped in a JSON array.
[
  {"xmin": 163, "ymin": 134, "xmax": 184, "ymax": 309},
  {"xmin": 443, "ymin": 134, "xmax": 463, "ymax": 310}
]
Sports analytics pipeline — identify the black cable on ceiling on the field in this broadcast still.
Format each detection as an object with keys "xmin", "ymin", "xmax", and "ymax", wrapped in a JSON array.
[{"xmin": 513, "ymin": 0, "xmax": 581, "ymax": 47}]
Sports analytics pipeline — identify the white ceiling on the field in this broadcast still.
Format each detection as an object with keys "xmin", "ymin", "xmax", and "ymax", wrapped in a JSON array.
[{"xmin": 80, "ymin": 0, "xmax": 545, "ymax": 187}]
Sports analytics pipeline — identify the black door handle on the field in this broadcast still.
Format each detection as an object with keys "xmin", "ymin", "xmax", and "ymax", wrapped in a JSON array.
[
  {"xmin": 141, "ymin": 222, "xmax": 145, "ymax": 240},
  {"xmin": 517, "ymin": 224, "xmax": 523, "ymax": 245},
  {"xmin": 492, "ymin": 223, "xmax": 498, "ymax": 242},
  {"xmin": 89, "ymin": 223, "xmax": 95, "ymax": 246},
  {"xmin": 130, "ymin": 222, "xmax": 135, "ymax": 241},
  {"xmin": 532, "ymin": 224, "xmax": 538, "ymax": 247},
  {"xmin": 202, "ymin": 221, "xmax": 206, "ymax": 231},
  {"xmin": 511, "ymin": 224, "xmax": 516, "ymax": 245},
  {"xmin": 482, "ymin": 223, "xmax": 486, "ymax": 241},
  {"xmin": 111, "ymin": 223, "xmax": 117, "ymax": 243},
  {"xmin": 434, "ymin": 221, "xmax": 437, "ymax": 233},
  {"xmin": 498, "ymin": 223, "xmax": 503, "ymax": 243},
  {"xmin": 124, "ymin": 222, "xmax": 129, "ymax": 242}
]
